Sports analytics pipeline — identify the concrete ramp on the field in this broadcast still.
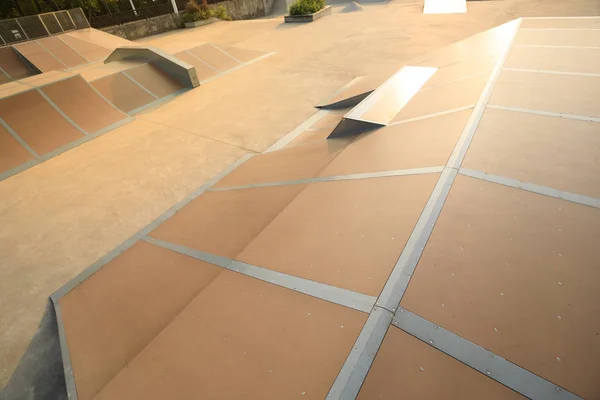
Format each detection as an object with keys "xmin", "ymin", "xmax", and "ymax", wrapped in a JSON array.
[
  {"xmin": 0, "ymin": 47, "xmax": 39, "ymax": 82},
  {"xmin": 174, "ymin": 43, "xmax": 272, "ymax": 83},
  {"xmin": 0, "ymin": 74, "xmax": 130, "ymax": 180},
  {"xmin": 104, "ymin": 46, "xmax": 200, "ymax": 88},
  {"xmin": 328, "ymin": 66, "xmax": 437, "ymax": 138}
]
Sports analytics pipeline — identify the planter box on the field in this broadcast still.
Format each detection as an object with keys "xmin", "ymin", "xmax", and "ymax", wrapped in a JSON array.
[
  {"xmin": 184, "ymin": 17, "xmax": 219, "ymax": 28},
  {"xmin": 284, "ymin": 5, "xmax": 332, "ymax": 22}
]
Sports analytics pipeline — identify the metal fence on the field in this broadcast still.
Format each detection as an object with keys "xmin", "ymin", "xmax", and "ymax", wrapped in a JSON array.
[
  {"xmin": 89, "ymin": 2, "xmax": 176, "ymax": 29},
  {"xmin": 0, "ymin": 8, "xmax": 90, "ymax": 46}
]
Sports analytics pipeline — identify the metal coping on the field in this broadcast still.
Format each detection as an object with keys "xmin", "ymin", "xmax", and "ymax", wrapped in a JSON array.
[
  {"xmin": 209, "ymin": 166, "xmax": 445, "ymax": 192},
  {"xmin": 392, "ymin": 308, "xmax": 583, "ymax": 400},
  {"xmin": 343, "ymin": 66, "xmax": 438, "ymax": 126},
  {"xmin": 504, "ymin": 67, "xmax": 600, "ymax": 78},
  {"xmin": 142, "ymin": 236, "xmax": 377, "ymax": 313},
  {"xmin": 487, "ymin": 104, "xmax": 600, "ymax": 123},
  {"xmin": 326, "ymin": 17, "xmax": 523, "ymax": 400},
  {"xmin": 459, "ymin": 168, "xmax": 600, "ymax": 209}
]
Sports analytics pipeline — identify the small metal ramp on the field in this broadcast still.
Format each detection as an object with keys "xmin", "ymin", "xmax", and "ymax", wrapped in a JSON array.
[{"xmin": 328, "ymin": 66, "xmax": 437, "ymax": 138}]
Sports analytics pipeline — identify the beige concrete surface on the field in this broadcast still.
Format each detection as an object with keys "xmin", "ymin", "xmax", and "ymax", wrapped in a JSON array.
[{"xmin": 1, "ymin": 0, "xmax": 599, "ymax": 389}]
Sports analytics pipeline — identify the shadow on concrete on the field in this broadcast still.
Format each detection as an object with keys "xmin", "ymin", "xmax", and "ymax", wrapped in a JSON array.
[{"xmin": 0, "ymin": 300, "xmax": 67, "ymax": 400}]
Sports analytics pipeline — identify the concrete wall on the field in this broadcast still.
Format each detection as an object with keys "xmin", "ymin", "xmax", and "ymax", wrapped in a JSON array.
[
  {"xmin": 102, "ymin": 13, "xmax": 181, "ymax": 41},
  {"xmin": 101, "ymin": 0, "xmax": 276, "ymax": 40},
  {"xmin": 214, "ymin": 0, "xmax": 276, "ymax": 20}
]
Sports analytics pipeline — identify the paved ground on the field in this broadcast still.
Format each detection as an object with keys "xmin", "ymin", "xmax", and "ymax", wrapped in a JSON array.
[{"xmin": 1, "ymin": 0, "xmax": 599, "ymax": 391}]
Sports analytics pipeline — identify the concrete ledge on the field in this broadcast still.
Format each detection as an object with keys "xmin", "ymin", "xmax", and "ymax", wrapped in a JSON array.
[
  {"xmin": 285, "ymin": 5, "xmax": 332, "ymax": 22},
  {"xmin": 104, "ymin": 46, "xmax": 200, "ymax": 88},
  {"xmin": 184, "ymin": 17, "xmax": 219, "ymax": 28}
]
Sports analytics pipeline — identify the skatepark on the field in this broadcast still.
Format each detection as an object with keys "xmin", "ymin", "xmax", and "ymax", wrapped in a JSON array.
[{"xmin": 1, "ymin": 0, "xmax": 600, "ymax": 398}]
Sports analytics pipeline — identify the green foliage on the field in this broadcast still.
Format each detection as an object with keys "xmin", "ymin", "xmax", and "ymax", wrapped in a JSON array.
[
  {"xmin": 211, "ymin": 4, "xmax": 231, "ymax": 20},
  {"xmin": 183, "ymin": 0, "xmax": 231, "ymax": 22},
  {"xmin": 182, "ymin": 0, "xmax": 210, "ymax": 21},
  {"xmin": 289, "ymin": 0, "xmax": 324, "ymax": 15}
]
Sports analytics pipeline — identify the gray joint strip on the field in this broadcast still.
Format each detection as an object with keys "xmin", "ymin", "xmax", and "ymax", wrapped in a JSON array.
[
  {"xmin": 0, "ymin": 66, "xmax": 11, "ymax": 80},
  {"xmin": 37, "ymin": 88, "xmax": 89, "ymax": 135},
  {"xmin": 265, "ymin": 109, "xmax": 330, "ymax": 152},
  {"xmin": 128, "ymin": 88, "xmax": 189, "ymax": 116},
  {"xmin": 487, "ymin": 104, "xmax": 600, "ymax": 123},
  {"xmin": 35, "ymin": 39, "xmax": 68, "ymax": 69},
  {"xmin": 514, "ymin": 44, "xmax": 600, "ymax": 49},
  {"xmin": 209, "ymin": 166, "xmax": 445, "ymax": 192},
  {"xmin": 142, "ymin": 236, "xmax": 377, "ymax": 313},
  {"xmin": 50, "ymin": 153, "xmax": 253, "ymax": 302},
  {"xmin": 82, "ymin": 77, "xmax": 129, "ymax": 118},
  {"xmin": 122, "ymin": 71, "xmax": 159, "ymax": 100},
  {"xmin": 326, "ymin": 306, "xmax": 392, "ymax": 399},
  {"xmin": 0, "ymin": 159, "xmax": 39, "ymax": 182},
  {"xmin": 0, "ymin": 118, "xmax": 133, "ymax": 183},
  {"xmin": 388, "ymin": 105, "xmax": 475, "ymax": 127},
  {"xmin": 228, "ymin": 260, "xmax": 376, "ymax": 313},
  {"xmin": 504, "ymin": 67, "xmax": 600, "ymax": 77},
  {"xmin": 327, "ymin": 18, "xmax": 522, "ymax": 400},
  {"xmin": 210, "ymin": 43, "xmax": 242, "ymax": 64},
  {"xmin": 52, "ymin": 302, "xmax": 79, "ymax": 400},
  {"xmin": 185, "ymin": 50, "xmax": 220, "ymax": 73},
  {"xmin": 57, "ymin": 34, "xmax": 90, "ymax": 62},
  {"xmin": 0, "ymin": 116, "xmax": 39, "ymax": 158},
  {"xmin": 392, "ymin": 309, "xmax": 583, "ymax": 400},
  {"xmin": 459, "ymin": 168, "xmax": 600, "ymax": 209},
  {"xmin": 375, "ymin": 167, "xmax": 457, "ymax": 311},
  {"xmin": 199, "ymin": 52, "xmax": 276, "ymax": 85}
]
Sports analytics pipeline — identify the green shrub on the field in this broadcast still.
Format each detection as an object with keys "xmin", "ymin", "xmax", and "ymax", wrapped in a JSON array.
[
  {"xmin": 289, "ymin": 0, "xmax": 324, "ymax": 15},
  {"xmin": 211, "ymin": 5, "xmax": 232, "ymax": 20},
  {"xmin": 183, "ymin": 0, "xmax": 212, "ymax": 21}
]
